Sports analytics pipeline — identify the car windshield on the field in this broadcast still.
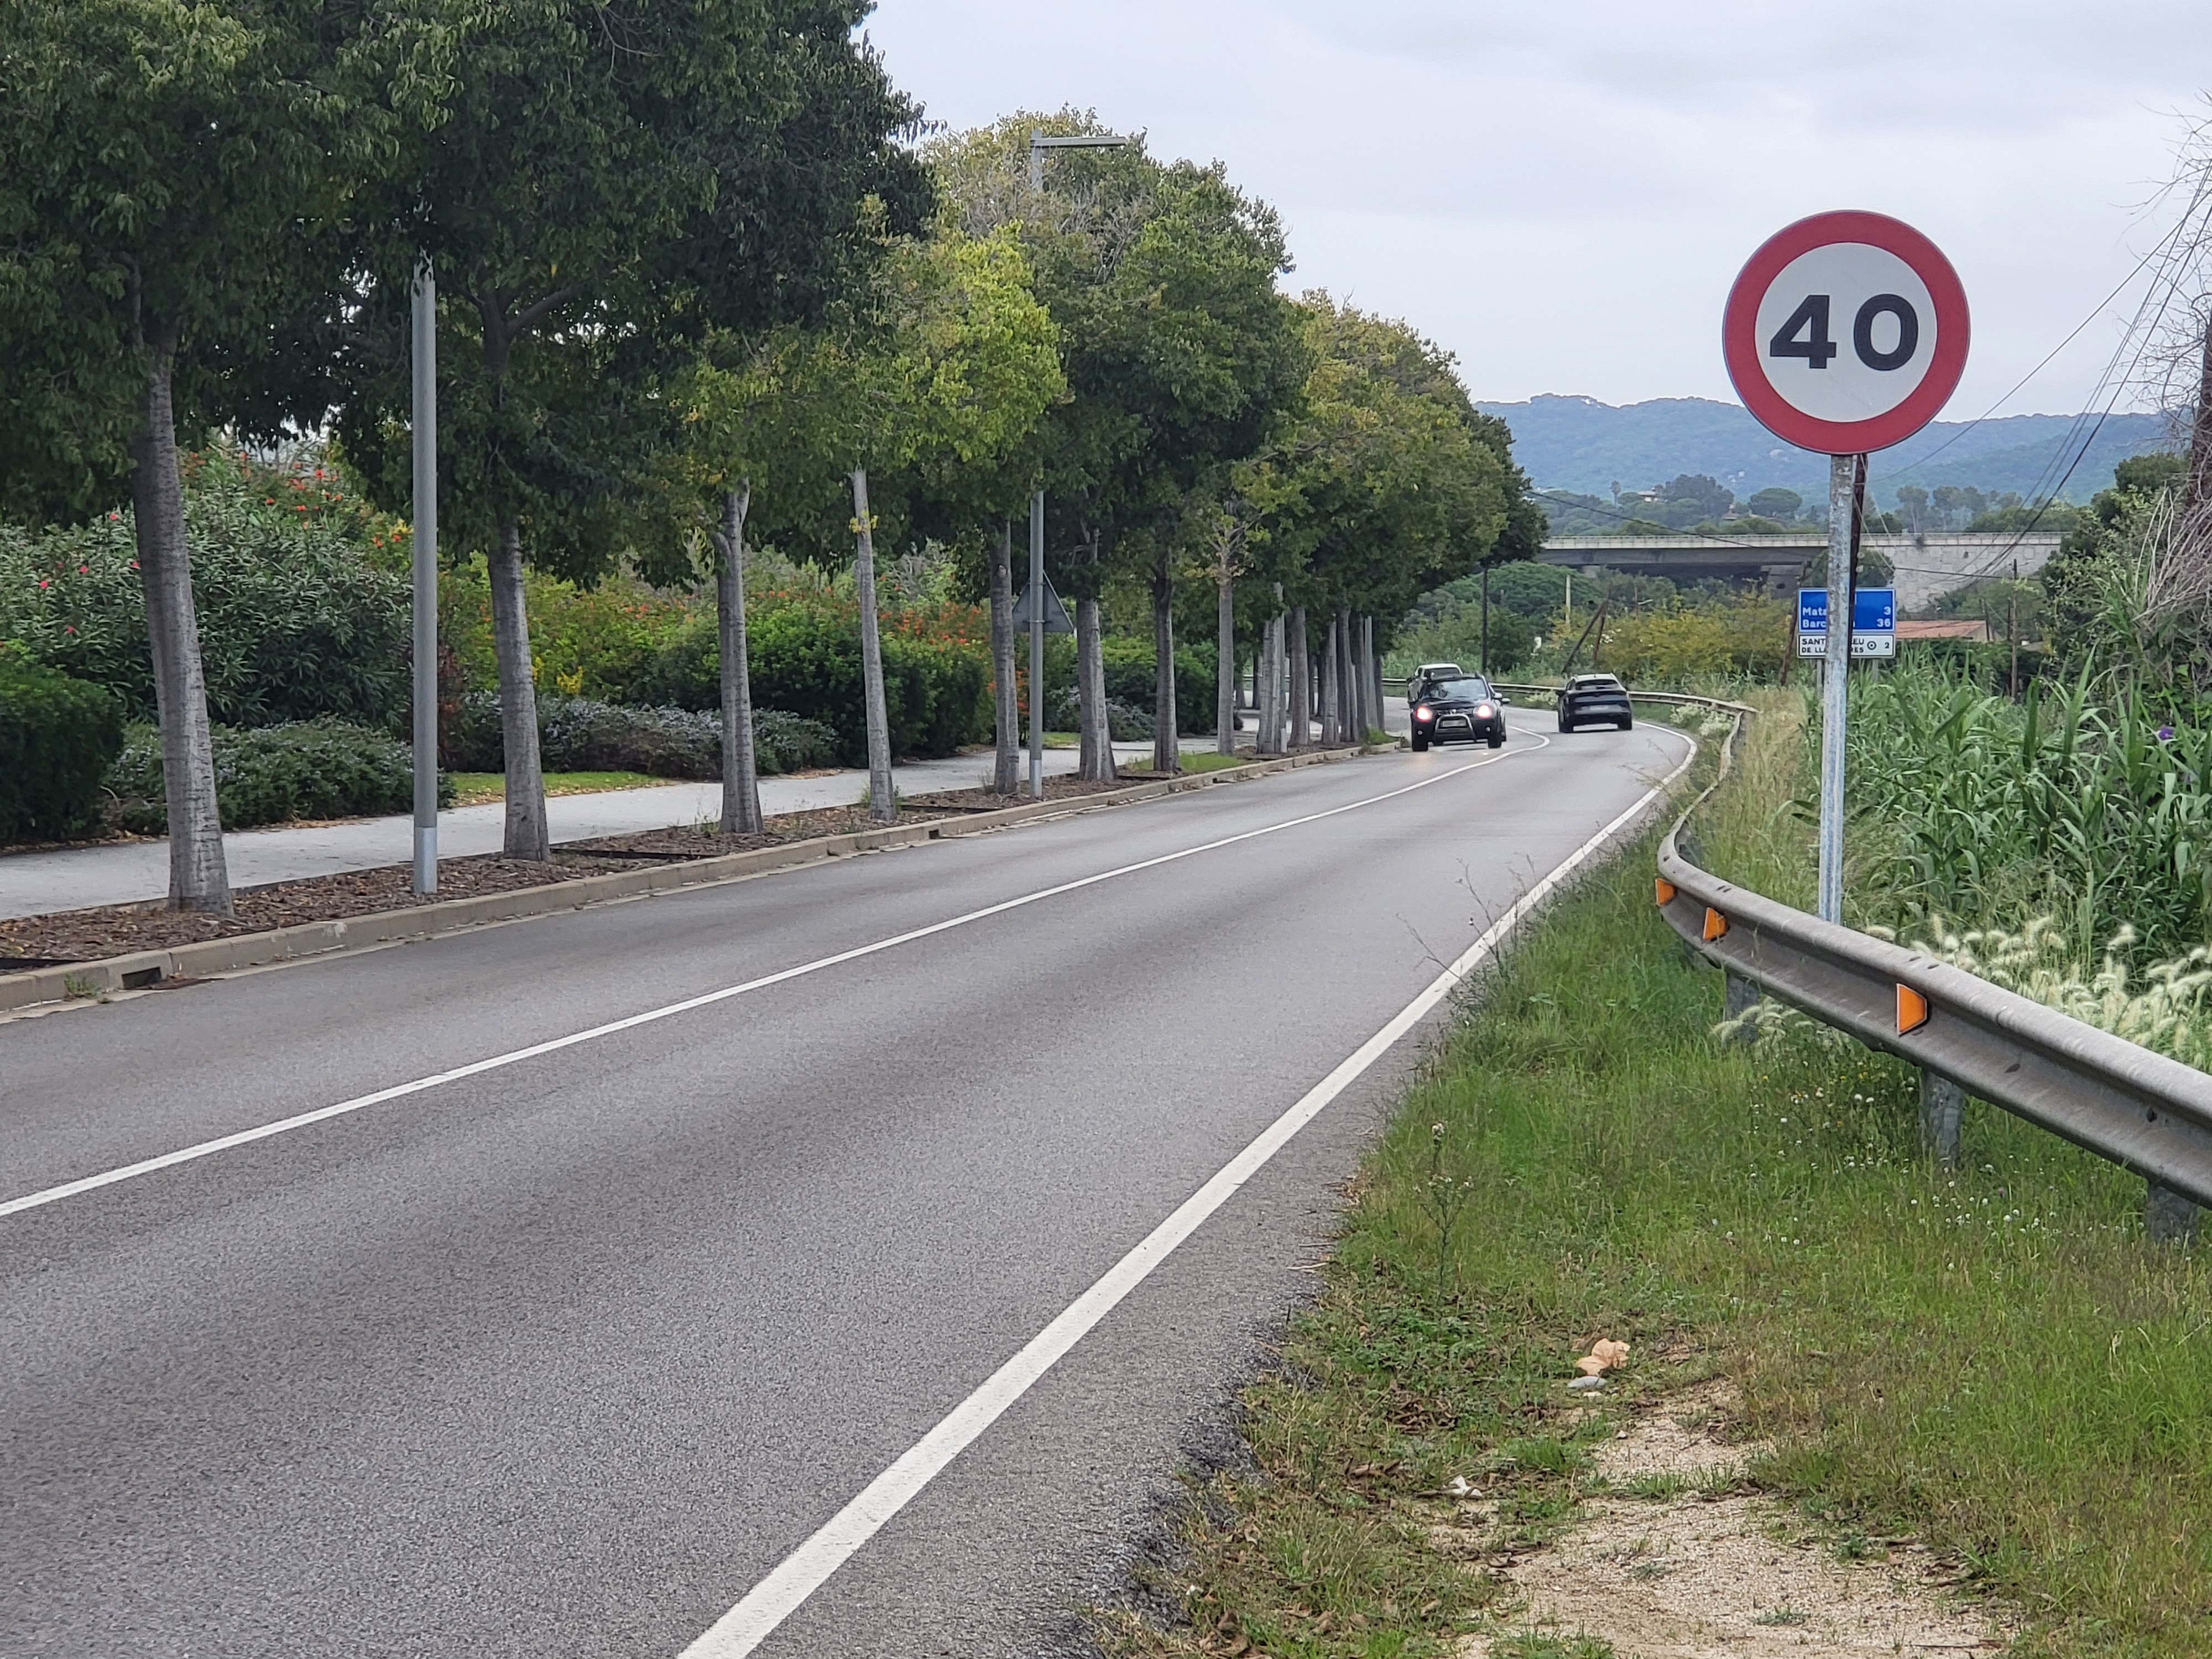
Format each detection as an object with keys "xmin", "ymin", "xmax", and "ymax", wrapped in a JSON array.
[
  {"xmin": 1424, "ymin": 676, "xmax": 1490, "ymax": 701},
  {"xmin": 1572, "ymin": 677, "xmax": 1623, "ymax": 691}
]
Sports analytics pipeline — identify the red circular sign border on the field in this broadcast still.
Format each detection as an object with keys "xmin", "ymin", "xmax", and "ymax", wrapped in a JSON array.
[{"xmin": 1722, "ymin": 210, "xmax": 1969, "ymax": 455}]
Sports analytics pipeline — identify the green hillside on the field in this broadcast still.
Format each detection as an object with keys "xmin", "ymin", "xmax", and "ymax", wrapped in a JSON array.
[{"xmin": 1479, "ymin": 394, "xmax": 2172, "ymax": 513}]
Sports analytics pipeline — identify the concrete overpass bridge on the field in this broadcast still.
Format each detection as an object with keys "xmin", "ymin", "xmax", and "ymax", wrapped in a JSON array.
[{"xmin": 1539, "ymin": 532, "xmax": 2065, "ymax": 611}]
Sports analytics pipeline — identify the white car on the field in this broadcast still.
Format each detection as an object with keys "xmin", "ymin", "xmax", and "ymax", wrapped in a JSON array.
[{"xmin": 1407, "ymin": 661, "xmax": 1464, "ymax": 704}]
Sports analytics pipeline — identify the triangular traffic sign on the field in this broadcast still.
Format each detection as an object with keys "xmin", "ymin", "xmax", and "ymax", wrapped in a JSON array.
[{"xmin": 1013, "ymin": 575, "xmax": 1074, "ymax": 634}]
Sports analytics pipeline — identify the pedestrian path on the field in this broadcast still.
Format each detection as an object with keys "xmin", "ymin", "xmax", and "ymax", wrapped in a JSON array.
[{"xmin": 0, "ymin": 740, "xmax": 1215, "ymax": 920}]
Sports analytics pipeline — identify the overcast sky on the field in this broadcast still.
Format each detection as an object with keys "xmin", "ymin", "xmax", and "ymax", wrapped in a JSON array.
[{"xmin": 867, "ymin": 1, "xmax": 2212, "ymax": 418}]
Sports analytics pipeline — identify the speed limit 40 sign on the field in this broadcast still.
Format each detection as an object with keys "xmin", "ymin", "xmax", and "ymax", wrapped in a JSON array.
[{"xmin": 1723, "ymin": 210, "xmax": 1968, "ymax": 455}]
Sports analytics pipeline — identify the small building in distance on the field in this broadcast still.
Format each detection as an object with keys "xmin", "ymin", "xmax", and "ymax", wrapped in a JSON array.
[{"xmin": 1896, "ymin": 619, "xmax": 1991, "ymax": 644}]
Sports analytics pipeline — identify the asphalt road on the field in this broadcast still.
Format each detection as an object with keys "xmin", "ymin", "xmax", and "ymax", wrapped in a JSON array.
[{"xmin": 0, "ymin": 714, "xmax": 1691, "ymax": 1658}]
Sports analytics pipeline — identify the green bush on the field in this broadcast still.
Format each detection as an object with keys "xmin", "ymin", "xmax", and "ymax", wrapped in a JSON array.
[
  {"xmin": 442, "ymin": 692, "xmax": 840, "ymax": 779},
  {"xmin": 0, "ymin": 451, "xmax": 410, "ymax": 729},
  {"xmin": 1101, "ymin": 637, "xmax": 1217, "ymax": 735},
  {"xmin": 540, "ymin": 697, "xmax": 722, "ymax": 779},
  {"xmin": 0, "ymin": 655, "xmax": 124, "ymax": 842},
  {"xmin": 635, "ymin": 603, "xmax": 992, "ymax": 764},
  {"xmin": 106, "ymin": 719, "xmax": 446, "ymax": 833}
]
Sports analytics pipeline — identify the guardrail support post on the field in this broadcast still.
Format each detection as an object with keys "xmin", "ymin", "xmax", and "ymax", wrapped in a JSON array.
[
  {"xmin": 2146, "ymin": 1182, "xmax": 2199, "ymax": 1245},
  {"xmin": 1919, "ymin": 1071, "xmax": 1964, "ymax": 1167},
  {"xmin": 1722, "ymin": 969, "xmax": 1758, "ymax": 1040}
]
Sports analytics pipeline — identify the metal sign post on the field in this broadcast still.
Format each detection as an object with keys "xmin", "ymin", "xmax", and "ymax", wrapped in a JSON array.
[
  {"xmin": 1027, "ymin": 490, "xmax": 1045, "ymax": 799},
  {"xmin": 410, "ymin": 264, "xmax": 438, "ymax": 897},
  {"xmin": 1723, "ymin": 210, "xmax": 1969, "ymax": 925},
  {"xmin": 1818, "ymin": 453, "xmax": 1858, "ymax": 922}
]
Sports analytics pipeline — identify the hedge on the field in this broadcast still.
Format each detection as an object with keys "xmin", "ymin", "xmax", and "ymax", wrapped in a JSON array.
[
  {"xmin": 631, "ymin": 604, "xmax": 991, "ymax": 765},
  {"xmin": 0, "ymin": 656, "xmax": 124, "ymax": 842},
  {"xmin": 0, "ymin": 457, "xmax": 410, "ymax": 730},
  {"xmin": 106, "ymin": 720, "xmax": 447, "ymax": 834},
  {"xmin": 443, "ymin": 693, "xmax": 839, "ymax": 779}
]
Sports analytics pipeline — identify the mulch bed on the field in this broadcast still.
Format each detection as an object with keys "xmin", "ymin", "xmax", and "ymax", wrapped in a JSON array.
[{"xmin": 0, "ymin": 784, "xmax": 1136, "ymax": 967}]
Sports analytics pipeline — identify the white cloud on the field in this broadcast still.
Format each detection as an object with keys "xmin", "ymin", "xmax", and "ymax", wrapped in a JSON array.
[{"xmin": 866, "ymin": 0, "xmax": 2211, "ymax": 416}]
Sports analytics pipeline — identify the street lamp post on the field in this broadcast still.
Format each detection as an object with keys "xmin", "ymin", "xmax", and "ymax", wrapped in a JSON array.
[
  {"xmin": 411, "ymin": 263, "xmax": 438, "ymax": 896},
  {"xmin": 1026, "ymin": 129, "xmax": 1129, "ymax": 798}
]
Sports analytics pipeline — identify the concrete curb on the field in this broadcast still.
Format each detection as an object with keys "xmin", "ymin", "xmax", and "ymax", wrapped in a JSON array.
[{"xmin": 1, "ymin": 744, "xmax": 1381, "ymax": 1015}]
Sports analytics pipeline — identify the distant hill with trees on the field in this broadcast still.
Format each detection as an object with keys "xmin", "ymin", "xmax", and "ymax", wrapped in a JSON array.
[{"xmin": 1479, "ymin": 394, "xmax": 2173, "ymax": 514}]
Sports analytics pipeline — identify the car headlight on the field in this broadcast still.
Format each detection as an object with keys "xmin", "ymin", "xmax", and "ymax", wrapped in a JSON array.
[
  {"xmin": 1475, "ymin": 702, "xmax": 1495, "ymax": 717},
  {"xmin": 1415, "ymin": 706, "xmax": 1434, "ymax": 721}
]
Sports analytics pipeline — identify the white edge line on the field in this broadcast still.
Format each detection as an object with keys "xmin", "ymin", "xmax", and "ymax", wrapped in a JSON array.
[
  {"xmin": 676, "ymin": 730, "xmax": 1699, "ymax": 1658},
  {"xmin": 1, "ymin": 731, "xmax": 1614, "ymax": 1223}
]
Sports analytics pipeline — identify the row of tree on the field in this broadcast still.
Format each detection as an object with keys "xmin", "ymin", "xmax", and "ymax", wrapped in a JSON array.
[{"xmin": 0, "ymin": 4, "xmax": 1532, "ymax": 916}]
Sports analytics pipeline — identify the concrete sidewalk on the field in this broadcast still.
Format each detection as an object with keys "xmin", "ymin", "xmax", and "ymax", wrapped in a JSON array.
[{"xmin": 0, "ymin": 739, "xmax": 1222, "ymax": 920}]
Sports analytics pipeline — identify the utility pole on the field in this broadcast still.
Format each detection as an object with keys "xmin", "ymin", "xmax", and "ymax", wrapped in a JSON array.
[
  {"xmin": 410, "ymin": 263, "xmax": 438, "ymax": 897},
  {"xmin": 2009, "ymin": 556, "xmax": 2020, "ymax": 700}
]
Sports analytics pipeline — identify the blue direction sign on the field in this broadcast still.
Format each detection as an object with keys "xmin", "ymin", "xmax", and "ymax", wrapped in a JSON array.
[{"xmin": 1797, "ymin": 588, "xmax": 1896, "ymax": 658}]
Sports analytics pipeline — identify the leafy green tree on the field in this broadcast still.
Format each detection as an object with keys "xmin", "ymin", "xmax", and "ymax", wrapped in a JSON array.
[
  {"xmin": 931, "ymin": 115, "xmax": 1307, "ymax": 776},
  {"xmin": 1747, "ymin": 486, "xmax": 1805, "ymax": 523},
  {"xmin": 0, "ymin": 0, "xmax": 382, "ymax": 910},
  {"xmin": 340, "ymin": 1, "xmax": 930, "ymax": 858},
  {"xmin": 1254, "ymin": 299, "xmax": 1520, "ymax": 696},
  {"xmin": 2042, "ymin": 451, "xmax": 2188, "ymax": 668},
  {"xmin": 687, "ymin": 226, "xmax": 1061, "ymax": 821}
]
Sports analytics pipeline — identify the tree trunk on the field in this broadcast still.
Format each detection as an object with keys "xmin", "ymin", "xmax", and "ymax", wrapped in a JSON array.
[
  {"xmin": 716, "ymin": 485, "xmax": 762, "ymax": 836},
  {"xmin": 1215, "ymin": 562, "xmax": 1237, "ymax": 755},
  {"xmin": 851, "ymin": 469, "xmax": 895, "ymax": 823},
  {"xmin": 1344, "ymin": 612, "xmax": 1363, "ymax": 740},
  {"xmin": 1077, "ymin": 597, "xmax": 1116, "ymax": 782},
  {"xmin": 129, "ymin": 337, "xmax": 232, "ymax": 914},
  {"xmin": 488, "ymin": 518, "xmax": 550, "ymax": 860},
  {"xmin": 1151, "ymin": 564, "xmax": 1180, "ymax": 774},
  {"xmin": 1287, "ymin": 606, "xmax": 1308, "ymax": 749},
  {"xmin": 990, "ymin": 519, "xmax": 1019, "ymax": 795},
  {"xmin": 1354, "ymin": 615, "xmax": 1371, "ymax": 743},
  {"xmin": 1319, "ymin": 614, "xmax": 1339, "ymax": 744},
  {"xmin": 1257, "ymin": 614, "xmax": 1282, "ymax": 755}
]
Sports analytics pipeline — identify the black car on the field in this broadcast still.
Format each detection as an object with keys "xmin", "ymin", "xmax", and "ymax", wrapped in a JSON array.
[
  {"xmin": 1411, "ymin": 674, "xmax": 1506, "ymax": 750},
  {"xmin": 1557, "ymin": 673, "xmax": 1633, "ymax": 732}
]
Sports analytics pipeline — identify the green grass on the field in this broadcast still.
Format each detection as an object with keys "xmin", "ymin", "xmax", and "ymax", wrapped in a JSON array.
[
  {"xmin": 1171, "ymin": 750, "xmax": 1258, "ymax": 776},
  {"xmin": 1101, "ymin": 693, "xmax": 2212, "ymax": 1659},
  {"xmin": 444, "ymin": 770, "xmax": 669, "ymax": 807}
]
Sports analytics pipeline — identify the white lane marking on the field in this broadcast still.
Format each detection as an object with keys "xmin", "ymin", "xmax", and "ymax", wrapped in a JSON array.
[
  {"xmin": 676, "ymin": 731, "xmax": 1699, "ymax": 1658},
  {"xmin": 0, "ymin": 729, "xmax": 1654, "ymax": 1223}
]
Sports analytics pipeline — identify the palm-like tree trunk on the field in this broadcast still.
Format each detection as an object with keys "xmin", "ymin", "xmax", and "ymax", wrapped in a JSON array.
[
  {"xmin": 1151, "ymin": 562, "xmax": 1180, "ymax": 774},
  {"xmin": 1077, "ymin": 597, "xmax": 1116, "ymax": 782},
  {"xmin": 1319, "ymin": 613, "xmax": 1339, "ymax": 744},
  {"xmin": 990, "ymin": 520, "xmax": 1019, "ymax": 795},
  {"xmin": 488, "ymin": 518, "xmax": 550, "ymax": 859},
  {"xmin": 851, "ymin": 469, "xmax": 895, "ymax": 823},
  {"xmin": 1287, "ymin": 606, "xmax": 1308, "ymax": 749},
  {"xmin": 716, "ymin": 485, "xmax": 762, "ymax": 836},
  {"xmin": 1215, "ymin": 562, "xmax": 1237, "ymax": 755},
  {"xmin": 129, "ymin": 335, "xmax": 232, "ymax": 915}
]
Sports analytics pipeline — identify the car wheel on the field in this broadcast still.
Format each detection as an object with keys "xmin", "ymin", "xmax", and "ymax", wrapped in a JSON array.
[
  {"xmin": 1411, "ymin": 734, "xmax": 1429, "ymax": 752},
  {"xmin": 1618, "ymin": 716, "xmax": 1634, "ymax": 730},
  {"xmin": 1557, "ymin": 714, "xmax": 1573, "ymax": 732},
  {"xmin": 1487, "ymin": 735, "xmax": 1504, "ymax": 749}
]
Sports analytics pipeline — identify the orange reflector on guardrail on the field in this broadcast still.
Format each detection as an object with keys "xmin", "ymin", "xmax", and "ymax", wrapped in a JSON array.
[
  {"xmin": 1897, "ymin": 984, "xmax": 1930, "ymax": 1035},
  {"xmin": 1703, "ymin": 907, "xmax": 1728, "ymax": 942},
  {"xmin": 1656, "ymin": 878, "xmax": 1676, "ymax": 905}
]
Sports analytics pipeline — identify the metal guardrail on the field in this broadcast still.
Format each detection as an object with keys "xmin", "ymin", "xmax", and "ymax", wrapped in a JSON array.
[{"xmin": 1645, "ymin": 690, "xmax": 2212, "ymax": 1240}]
